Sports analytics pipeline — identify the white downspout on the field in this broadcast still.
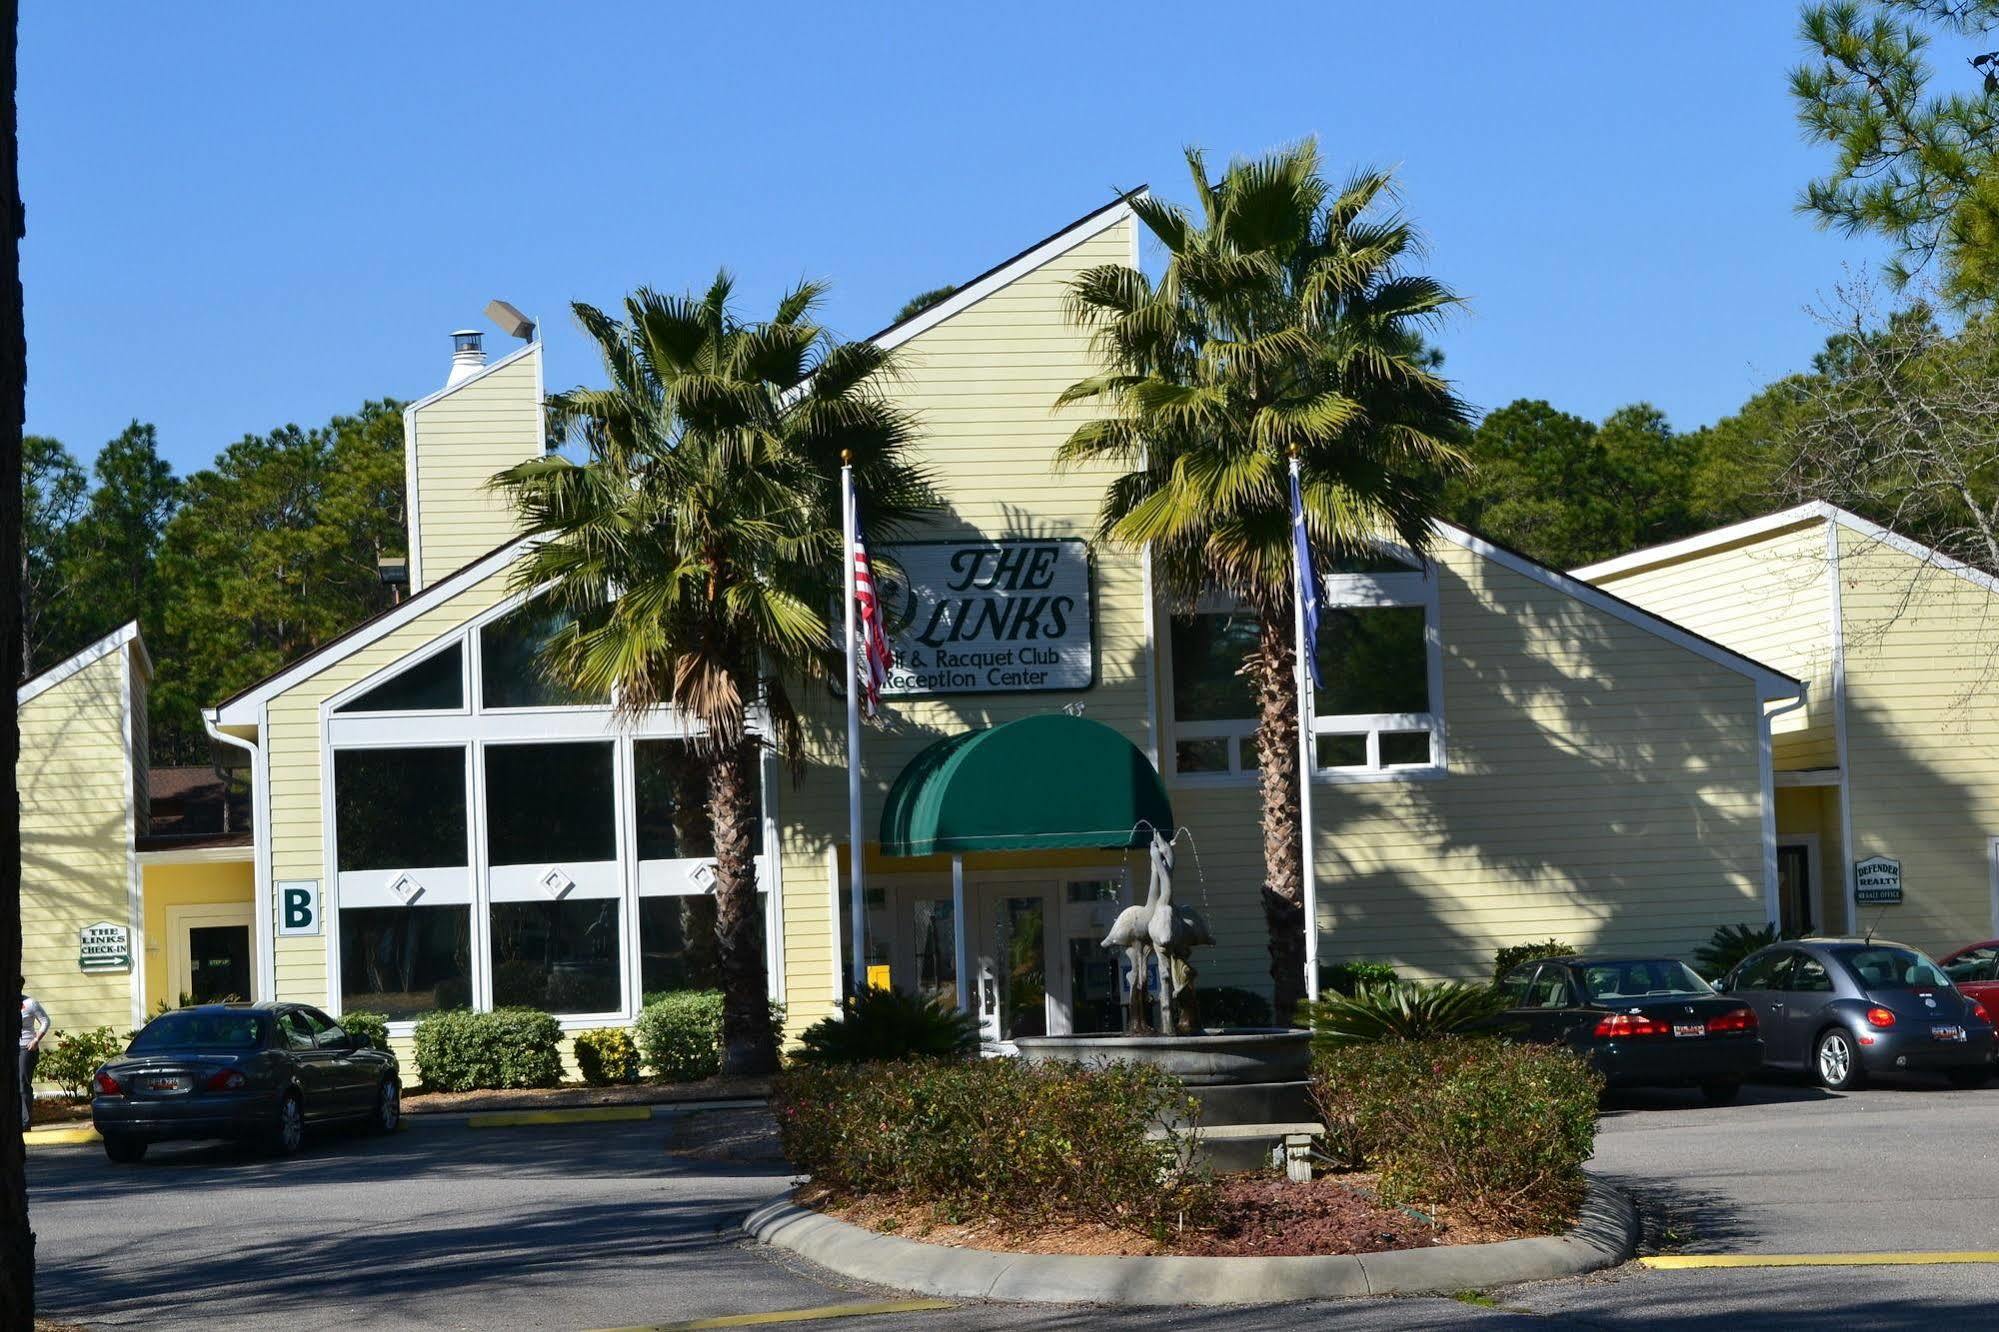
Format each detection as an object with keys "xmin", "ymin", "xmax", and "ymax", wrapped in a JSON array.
[
  {"xmin": 205, "ymin": 716, "xmax": 273, "ymax": 1002},
  {"xmin": 1761, "ymin": 688, "xmax": 1810, "ymax": 928}
]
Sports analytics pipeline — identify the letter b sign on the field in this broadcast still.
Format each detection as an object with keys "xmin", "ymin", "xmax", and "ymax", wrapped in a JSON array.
[{"xmin": 277, "ymin": 880, "xmax": 321, "ymax": 937}]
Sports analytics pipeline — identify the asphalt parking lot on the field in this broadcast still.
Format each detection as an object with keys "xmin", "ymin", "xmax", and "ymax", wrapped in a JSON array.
[{"xmin": 25, "ymin": 1078, "xmax": 1999, "ymax": 1330}]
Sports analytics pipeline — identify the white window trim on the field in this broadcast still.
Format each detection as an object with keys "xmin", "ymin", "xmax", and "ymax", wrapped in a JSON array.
[
  {"xmin": 1160, "ymin": 564, "xmax": 1448, "ymax": 786},
  {"xmin": 320, "ymin": 605, "xmax": 775, "ymax": 1033},
  {"xmin": 328, "ymin": 635, "xmax": 472, "ymax": 720}
]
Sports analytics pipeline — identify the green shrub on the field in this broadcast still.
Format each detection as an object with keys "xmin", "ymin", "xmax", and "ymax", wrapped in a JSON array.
[
  {"xmin": 636, "ymin": 990, "xmax": 725, "ymax": 1081},
  {"xmin": 1312, "ymin": 1037, "xmax": 1601, "ymax": 1230},
  {"xmin": 795, "ymin": 988, "xmax": 977, "ymax": 1065},
  {"xmin": 1694, "ymin": 923, "xmax": 1794, "ymax": 980},
  {"xmin": 338, "ymin": 1012, "xmax": 390, "ymax": 1052},
  {"xmin": 574, "ymin": 1027, "xmax": 641, "ymax": 1085},
  {"xmin": 1197, "ymin": 985, "xmax": 1274, "ymax": 1028},
  {"xmin": 38, "ymin": 1027, "xmax": 126, "ymax": 1102},
  {"xmin": 412, "ymin": 1008, "xmax": 564, "ymax": 1091},
  {"xmin": 1304, "ymin": 980, "xmax": 1510, "ymax": 1047},
  {"xmin": 774, "ymin": 1057, "xmax": 1208, "ymax": 1231},
  {"xmin": 1492, "ymin": 938, "xmax": 1578, "ymax": 982},
  {"xmin": 1320, "ymin": 961, "xmax": 1400, "ymax": 997}
]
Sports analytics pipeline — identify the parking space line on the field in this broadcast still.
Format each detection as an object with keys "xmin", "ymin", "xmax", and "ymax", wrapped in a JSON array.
[
  {"xmin": 591, "ymin": 1298, "xmax": 957, "ymax": 1330},
  {"xmin": 1643, "ymin": 1251, "xmax": 1999, "ymax": 1269},
  {"xmin": 465, "ymin": 1106, "xmax": 654, "ymax": 1129}
]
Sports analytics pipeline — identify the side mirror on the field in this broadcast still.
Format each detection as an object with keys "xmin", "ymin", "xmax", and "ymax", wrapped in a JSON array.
[
  {"xmin": 348, "ymin": 1032, "xmax": 370, "ymax": 1051},
  {"xmin": 1712, "ymin": 975, "xmax": 1731, "ymax": 992}
]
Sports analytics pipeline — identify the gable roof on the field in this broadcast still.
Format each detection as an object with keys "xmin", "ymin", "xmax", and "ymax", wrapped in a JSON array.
[
  {"xmin": 18, "ymin": 621, "xmax": 150, "ymax": 707},
  {"xmin": 1434, "ymin": 523, "xmax": 1803, "ymax": 701},
  {"xmin": 1574, "ymin": 501, "xmax": 1999, "ymax": 599},
  {"xmin": 210, "ymin": 192, "xmax": 1145, "ymax": 727}
]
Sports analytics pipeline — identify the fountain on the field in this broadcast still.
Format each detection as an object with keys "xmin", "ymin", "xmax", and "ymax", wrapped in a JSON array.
[{"xmin": 1013, "ymin": 830, "xmax": 1318, "ymax": 1173}]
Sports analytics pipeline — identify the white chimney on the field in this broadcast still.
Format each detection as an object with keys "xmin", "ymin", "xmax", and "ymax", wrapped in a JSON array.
[{"xmin": 445, "ymin": 328, "xmax": 486, "ymax": 387}]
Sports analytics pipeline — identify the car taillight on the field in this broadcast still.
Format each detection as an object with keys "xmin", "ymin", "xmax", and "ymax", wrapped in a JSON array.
[
  {"xmin": 204, "ymin": 1069, "xmax": 246, "ymax": 1092},
  {"xmin": 1865, "ymin": 1006, "xmax": 1897, "ymax": 1028},
  {"xmin": 1707, "ymin": 1006, "xmax": 1758, "ymax": 1034},
  {"xmin": 1966, "ymin": 997, "xmax": 1991, "ymax": 1026},
  {"xmin": 1594, "ymin": 1013, "xmax": 1670, "ymax": 1038},
  {"xmin": 93, "ymin": 1071, "xmax": 123, "ymax": 1096}
]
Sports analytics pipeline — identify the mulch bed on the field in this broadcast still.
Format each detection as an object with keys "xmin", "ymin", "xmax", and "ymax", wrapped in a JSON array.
[
  {"xmin": 810, "ymin": 1172, "xmax": 1511, "ymax": 1259},
  {"xmin": 28, "ymin": 1101, "xmax": 92, "ymax": 1127},
  {"xmin": 402, "ymin": 1073, "xmax": 771, "ymax": 1115}
]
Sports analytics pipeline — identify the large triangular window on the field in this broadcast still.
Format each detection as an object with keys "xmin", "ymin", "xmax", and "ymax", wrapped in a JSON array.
[{"xmin": 335, "ymin": 642, "xmax": 464, "ymax": 713}]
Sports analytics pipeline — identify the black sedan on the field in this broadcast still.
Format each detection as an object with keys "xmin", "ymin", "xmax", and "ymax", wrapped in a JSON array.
[
  {"xmin": 91, "ymin": 1002, "xmax": 400, "ymax": 1162},
  {"xmin": 1496, "ymin": 956, "xmax": 1764, "ymax": 1103},
  {"xmin": 1717, "ymin": 937, "xmax": 1995, "ymax": 1090}
]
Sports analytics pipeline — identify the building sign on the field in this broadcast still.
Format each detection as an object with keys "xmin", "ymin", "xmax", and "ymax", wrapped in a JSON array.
[
  {"xmin": 277, "ymin": 880, "xmax": 322, "ymax": 936},
  {"xmin": 1854, "ymin": 856, "xmax": 1903, "ymax": 905},
  {"xmin": 78, "ymin": 921, "xmax": 130, "ymax": 972},
  {"xmin": 871, "ymin": 539, "xmax": 1092, "ymax": 696}
]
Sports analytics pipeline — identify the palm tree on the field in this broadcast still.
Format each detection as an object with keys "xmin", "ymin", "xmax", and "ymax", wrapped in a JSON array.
[
  {"xmin": 1056, "ymin": 141, "xmax": 1471, "ymax": 1021},
  {"xmin": 497, "ymin": 274, "xmax": 933, "ymax": 1073}
]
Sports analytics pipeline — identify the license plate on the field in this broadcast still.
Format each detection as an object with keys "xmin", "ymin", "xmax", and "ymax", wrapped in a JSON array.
[
  {"xmin": 1933, "ymin": 1025, "xmax": 1966, "ymax": 1042},
  {"xmin": 1673, "ymin": 1023, "xmax": 1704, "ymax": 1039},
  {"xmin": 144, "ymin": 1075, "xmax": 191, "ymax": 1094}
]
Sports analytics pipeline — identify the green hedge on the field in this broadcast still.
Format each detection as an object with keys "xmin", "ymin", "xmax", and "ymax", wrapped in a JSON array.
[
  {"xmin": 574, "ymin": 1027, "xmax": 641, "ymax": 1085},
  {"xmin": 635, "ymin": 991, "xmax": 725, "ymax": 1081},
  {"xmin": 1492, "ymin": 938, "xmax": 1578, "ymax": 982},
  {"xmin": 1311, "ymin": 1037, "xmax": 1601, "ymax": 1230},
  {"xmin": 793, "ymin": 988, "xmax": 977, "ymax": 1065},
  {"xmin": 337, "ymin": 1012, "xmax": 390, "ymax": 1052},
  {"xmin": 38, "ymin": 1027, "xmax": 126, "ymax": 1102},
  {"xmin": 774, "ymin": 1058, "xmax": 1206, "ymax": 1231},
  {"xmin": 412, "ymin": 1008, "xmax": 563, "ymax": 1091}
]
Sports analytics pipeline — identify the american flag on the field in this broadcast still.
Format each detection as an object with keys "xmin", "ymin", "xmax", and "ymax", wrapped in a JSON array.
[{"xmin": 853, "ymin": 522, "xmax": 892, "ymax": 718}]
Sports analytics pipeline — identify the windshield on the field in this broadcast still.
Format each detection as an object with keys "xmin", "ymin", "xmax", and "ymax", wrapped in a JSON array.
[
  {"xmin": 1580, "ymin": 961, "xmax": 1714, "ymax": 1002},
  {"xmin": 128, "ymin": 1011, "xmax": 268, "ymax": 1053},
  {"xmin": 1832, "ymin": 947, "xmax": 1951, "ymax": 990}
]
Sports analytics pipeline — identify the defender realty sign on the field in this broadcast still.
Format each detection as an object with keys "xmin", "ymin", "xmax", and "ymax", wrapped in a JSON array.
[
  {"xmin": 1854, "ymin": 855, "xmax": 1903, "ymax": 905},
  {"xmin": 873, "ymin": 539, "xmax": 1092, "ymax": 696}
]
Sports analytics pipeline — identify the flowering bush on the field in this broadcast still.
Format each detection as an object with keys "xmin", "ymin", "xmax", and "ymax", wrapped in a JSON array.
[
  {"xmin": 774, "ymin": 1057, "xmax": 1208, "ymax": 1231},
  {"xmin": 1311, "ymin": 1037, "xmax": 1600, "ymax": 1231},
  {"xmin": 38, "ymin": 1027, "xmax": 126, "ymax": 1102}
]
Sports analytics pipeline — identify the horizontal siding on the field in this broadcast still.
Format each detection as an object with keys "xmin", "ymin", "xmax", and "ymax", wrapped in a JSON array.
[
  {"xmin": 20, "ymin": 649, "xmax": 137, "ymax": 1044},
  {"xmin": 1838, "ymin": 528, "xmax": 1999, "ymax": 953},
  {"xmin": 1589, "ymin": 521, "xmax": 1834, "ymax": 766},
  {"xmin": 411, "ymin": 348, "xmax": 541, "ymax": 590}
]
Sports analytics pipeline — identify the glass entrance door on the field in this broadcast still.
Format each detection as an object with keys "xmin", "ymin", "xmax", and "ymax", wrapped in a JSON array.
[
  {"xmin": 188, "ymin": 925, "xmax": 251, "ymax": 1004},
  {"xmin": 1778, "ymin": 843, "xmax": 1814, "ymax": 934},
  {"xmin": 978, "ymin": 893, "xmax": 1050, "ymax": 1040}
]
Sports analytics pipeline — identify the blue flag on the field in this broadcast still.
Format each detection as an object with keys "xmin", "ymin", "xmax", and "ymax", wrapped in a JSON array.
[{"xmin": 1290, "ymin": 465, "xmax": 1323, "ymax": 690}]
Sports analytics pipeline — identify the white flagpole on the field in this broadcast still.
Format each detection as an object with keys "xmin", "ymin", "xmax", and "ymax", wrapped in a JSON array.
[
  {"xmin": 1291, "ymin": 452, "xmax": 1321, "ymax": 1004},
  {"xmin": 841, "ymin": 455, "xmax": 867, "ymax": 999}
]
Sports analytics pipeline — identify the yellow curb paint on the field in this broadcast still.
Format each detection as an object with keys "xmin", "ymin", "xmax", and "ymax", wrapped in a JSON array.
[
  {"xmin": 1643, "ymin": 1251, "xmax": 1999, "ymax": 1270},
  {"xmin": 466, "ymin": 1106, "xmax": 654, "ymax": 1129},
  {"xmin": 592, "ymin": 1300, "xmax": 956, "ymax": 1331},
  {"xmin": 24, "ymin": 1127, "xmax": 99, "ymax": 1146}
]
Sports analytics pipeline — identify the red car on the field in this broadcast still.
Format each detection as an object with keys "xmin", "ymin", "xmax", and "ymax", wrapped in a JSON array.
[{"xmin": 1939, "ymin": 941, "xmax": 1999, "ymax": 1015}]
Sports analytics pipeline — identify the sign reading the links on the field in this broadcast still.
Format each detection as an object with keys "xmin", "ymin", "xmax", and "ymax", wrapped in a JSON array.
[{"xmin": 873, "ymin": 539, "xmax": 1092, "ymax": 696}]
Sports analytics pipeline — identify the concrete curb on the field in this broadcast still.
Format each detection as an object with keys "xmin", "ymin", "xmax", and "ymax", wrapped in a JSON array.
[{"xmin": 742, "ymin": 1177, "xmax": 1637, "ymax": 1306}]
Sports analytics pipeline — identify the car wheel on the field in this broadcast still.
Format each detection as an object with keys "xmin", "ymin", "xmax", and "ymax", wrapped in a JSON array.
[
  {"xmin": 1700, "ymin": 1078, "xmax": 1742, "ymax": 1105},
  {"xmin": 370, "ymin": 1078, "xmax": 400, "ymax": 1134},
  {"xmin": 101, "ymin": 1135, "xmax": 146, "ymax": 1164},
  {"xmin": 267, "ymin": 1091, "xmax": 305, "ymax": 1155},
  {"xmin": 1815, "ymin": 1029, "xmax": 1867, "ymax": 1091},
  {"xmin": 1947, "ymin": 1066, "xmax": 1991, "ymax": 1090}
]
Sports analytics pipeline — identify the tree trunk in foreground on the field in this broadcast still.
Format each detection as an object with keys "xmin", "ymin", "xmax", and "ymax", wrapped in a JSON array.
[
  {"xmin": 710, "ymin": 736, "xmax": 777, "ymax": 1075},
  {"xmin": 1, "ymin": 0, "xmax": 34, "ymax": 1322},
  {"xmin": 1250, "ymin": 608, "xmax": 1307, "ymax": 1025}
]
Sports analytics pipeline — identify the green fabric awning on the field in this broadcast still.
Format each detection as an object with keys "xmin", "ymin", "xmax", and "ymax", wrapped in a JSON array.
[{"xmin": 878, "ymin": 713, "xmax": 1174, "ymax": 858}]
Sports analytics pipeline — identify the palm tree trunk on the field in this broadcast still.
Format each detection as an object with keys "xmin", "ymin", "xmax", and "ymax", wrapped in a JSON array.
[
  {"xmin": 1249, "ymin": 608, "xmax": 1308, "ymax": 1024},
  {"xmin": 0, "ymin": 1, "xmax": 33, "ymax": 1321},
  {"xmin": 709, "ymin": 736, "xmax": 777, "ymax": 1075}
]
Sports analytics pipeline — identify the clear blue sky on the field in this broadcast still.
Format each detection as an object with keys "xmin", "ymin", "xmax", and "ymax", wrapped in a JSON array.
[{"xmin": 23, "ymin": 3, "xmax": 1890, "ymax": 476}]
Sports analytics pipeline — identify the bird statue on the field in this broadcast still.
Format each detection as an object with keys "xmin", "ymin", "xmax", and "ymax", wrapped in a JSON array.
[
  {"xmin": 1145, "ymin": 831, "xmax": 1215, "ymax": 1035},
  {"xmin": 1101, "ymin": 845, "xmax": 1161, "ymax": 1035}
]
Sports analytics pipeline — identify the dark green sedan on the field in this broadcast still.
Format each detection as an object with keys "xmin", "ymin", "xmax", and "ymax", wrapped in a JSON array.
[{"xmin": 90, "ymin": 1002, "xmax": 399, "ymax": 1163}]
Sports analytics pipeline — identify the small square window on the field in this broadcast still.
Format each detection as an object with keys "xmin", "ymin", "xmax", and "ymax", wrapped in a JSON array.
[
  {"xmin": 1379, "ymin": 731, "xmax": 1432, "ymax": 766},
  {"xmin": 1175, "ymin": 738, "xmax": 1231, "ymax": 773},
  {"xmin": 1316, "ymin": 734, "xmax": 1368, "ymax": 768}
]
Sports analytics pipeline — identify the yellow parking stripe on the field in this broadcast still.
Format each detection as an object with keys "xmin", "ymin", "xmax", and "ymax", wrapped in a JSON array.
[
  {"xmin": 465, "ymin": 1106, "xmax": 653, "ymax": 1129},
  {"xmin": 23, "ymin": 1127, "xmax": 99, "ymax": 1146},
  {"xmin": 1643, "ymin": 1251, "xmax": 1999, "ymax": 1269},
  {"xmin": 593, "ymin": 1299, "xmax": 956, "ymax": 1330}
]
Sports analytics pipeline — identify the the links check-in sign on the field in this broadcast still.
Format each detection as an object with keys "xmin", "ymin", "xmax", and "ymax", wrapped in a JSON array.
[
  {"xmin": 278, "ymin": 879, "xmax": 321, "ymax": 936},
  {"xmin": 869, "ymin": 539, "xmax": 1093, "ymax": 696}
]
